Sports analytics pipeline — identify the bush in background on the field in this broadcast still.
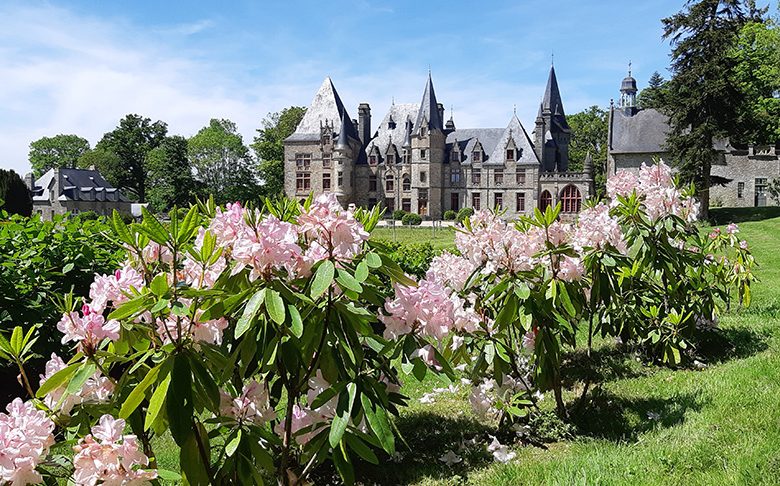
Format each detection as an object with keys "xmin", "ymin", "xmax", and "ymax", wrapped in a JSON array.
[
  {"xmin": 401, "ymin": 213, "xmax": 422, "ymax": 226},
  {"xmin": 443, "ymin": 210, "xmax": 457, "ymax": 220},
  {"xmin": 456, "ymin": 207, "xmax": 474, "ymax": 222},
  {"xmin": 392, "ymin": 209, "xmax": 407, "ymax": 221}
]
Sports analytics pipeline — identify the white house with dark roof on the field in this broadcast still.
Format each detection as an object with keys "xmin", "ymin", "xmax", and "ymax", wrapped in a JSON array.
[
  {"xmin": 607, "ymin": 68, "xmax": 780, "ymax": 208},
  {"xmin": 284, "ymin": 67, "xmax": 594, "ymax": 219},
  {"xmin": 26, "ymin": 167, "xmax": 132, "ymax": 220}
]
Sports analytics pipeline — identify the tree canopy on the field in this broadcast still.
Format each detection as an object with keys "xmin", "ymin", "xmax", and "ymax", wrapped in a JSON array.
[
  {"xmin": 28, "ymin": 134, "xmax": 91, "ymax": 177},
  {"xmin": 567, "ymin": 106, "xmax": 608, "ymax": 195},
  {"xmin": 146, "ymin": 135, "xmax": 199, "ymax": 212},
  {"xmin": 637, "ymin": 72, "xmax": 670, "ymax": 110},
  {"xmin": 0, "ymin": 169, "xmax": 32, "ymax": 217},
  {"xmin": 252, "ymin": 107, "xmax": 306, "ymax": 198}
]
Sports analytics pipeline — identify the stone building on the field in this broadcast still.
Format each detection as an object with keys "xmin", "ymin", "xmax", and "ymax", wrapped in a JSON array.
[
  {"xmin": 26, "ymin": 167, "xmax": 132, "ymax": 220},
  {"xmin": 607, "ymin": 68, "xmax": 780, "ymax": 208},
  {"xmin": 284, "ymin": 67, "xmax": 594, "ymax": 219}
]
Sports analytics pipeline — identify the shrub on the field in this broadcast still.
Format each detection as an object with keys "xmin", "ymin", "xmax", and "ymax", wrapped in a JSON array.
[
  {"xmin": 456, "ymin": 207, "xmax": 474, "ymax": 222},
  {"xmin": 401, "ymin": 213, "xmax": 422, "ymax": 226},
  {"xmin": 0, "ymin": 169, "xmax": 32, "ymax": 217},
  {"xmin": 378, "ymin": 240, "xmax": 438, "ymax": 278},
  {"xmin": 443, "ymin": 210, "xmax": 457, "ymax": 220},
  {"xmin": 75, "ymin": 210, "xmax": 101, "ymax": 221},
  {"xmin": 392, "ymin": 209, "xmax": 407, "ymax": 220}
]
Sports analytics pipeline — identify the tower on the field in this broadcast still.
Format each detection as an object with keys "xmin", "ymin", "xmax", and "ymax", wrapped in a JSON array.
[
  {"xmin": 358, "ymin": 103, "xmax": 371, "ymax": 146},
  {"xmin": 533, "ymin": 65, "xmax": 571, "ymax": 172},
  {"xmin": 411, "ymin": 72, "xmax": 446, "ymax": 217},
  {"xmin": 619, "ymin": 62, "xmax": 638, "ymax": 114}
]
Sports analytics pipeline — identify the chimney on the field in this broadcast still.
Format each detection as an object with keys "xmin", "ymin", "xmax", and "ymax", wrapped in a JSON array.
[
  {"xmin": 358, "ymin": 103, "xmax": 371, "ymax": 145},
  {"xmin": 437, "ymin": 103, "xmax": 445, "ymax": 127},
  {"xmin": 24, "ymin": 172, "xmax": 35, "ymax": 191}
]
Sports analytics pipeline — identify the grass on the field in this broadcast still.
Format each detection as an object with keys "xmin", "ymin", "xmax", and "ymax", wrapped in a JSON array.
[
  {"xmin": 371, "ymin": 225, "xmax": 457, "ymax": 251},
  {"xmin": 153, "ymin": 213, "xmax": 780, "ymax": 485}
]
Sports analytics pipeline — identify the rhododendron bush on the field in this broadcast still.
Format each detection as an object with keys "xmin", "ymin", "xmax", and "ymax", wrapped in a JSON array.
[{"xmin": 1, "ymin": 194, "xmax": 441, "ymax": 485}]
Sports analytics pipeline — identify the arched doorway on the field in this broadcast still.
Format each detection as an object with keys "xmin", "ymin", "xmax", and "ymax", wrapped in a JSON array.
[
  {"xmin": 560, "ymin": 185, "xmax": 582, "ymax": 213},
  {"xmin": 539, "ymin": 190, "xmax": 553, "ymax": 211}
]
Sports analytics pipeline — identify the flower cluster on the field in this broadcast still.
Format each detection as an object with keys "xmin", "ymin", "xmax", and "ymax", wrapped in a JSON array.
[
  {"xmin": 57, "ymin": 305, "xmax": 120, "ymax": 352},
  {"xmin": 219, "ymin": 379, "xmax": 276, "ymax": 425},
  {"xmin": 39, "ymin": 353, "xmax": 113, "ymax": 415},
  {"xmin": 72, "ymin": 415, "xmax": 157, "ymax": 485},
  {"xmin": 89, "ymin": 265, "xmax": 144, "ymax": 314},
  {"xmin": 155, "ymin": 310, "xmax": 229, "ymax": 346},
  {"xmin": 298, "ymin": 192, "xmax": 370, "ymax": 262},
  {"xmin": 0, "ymin": 398, "xmax": 55, "ymax": 485},
  {"xmin": 572, "ymin": 203, "xmax": 628, "ymax": 254}
]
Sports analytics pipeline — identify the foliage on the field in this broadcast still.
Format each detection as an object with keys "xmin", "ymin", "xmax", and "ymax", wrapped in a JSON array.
[
  {"xmin": 443, "ymin": 210, "xmax": 457, "ymax": 220},
  {"xmin": 661, "ymin": 0, "xmax": 766, "ymax": 216},
  {"xmin": 0, "ymin": 169, "xmax": 32, "ymax": 217},
  {"xmin": 456, "ymin": 207, "xmax": 474, "ymax": 223},
  {"xmin": 380, "ymin": 241, "xmax": 439, "ymax": 278},
  {"xmin": 251, "ymin": 107, "xmax": 307, "ymax": 198},
  {"xmin": 94, "ymin": 114, "xmax": 169, "ymax": 203},
  {"xmin": 637, "ymin": 71, "xmax": 670, "ymax": 110},
  {"xmin": 146, "ymin": 135, "xmax": 200, "ymax": 212},
  {"xmin": 402, "ymin": 213, "xmax": 423, "ymax": 226},
  {"xmin": 567, "ymin": 105, "xmax": 608, "ymax": 194},
  {"xmin": 189, "ymin": 118, "xmax": 261, "ymax": 205},
  {"xmin": 28, "ymin": 134, "xmax": 90, "ymax": 177},
  {"xmin": 392, "ymin": 209, "xmax": 407, "ymax": 221}
]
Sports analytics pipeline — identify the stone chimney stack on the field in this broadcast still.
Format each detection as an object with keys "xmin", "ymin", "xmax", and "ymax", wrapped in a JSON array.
[
  {"xmin": 358, "ymin": 103, "xmax": 371, "ymax": 146},
  {"xmin": 24, "ymin": 172, "xmax": 35, "ymax": 191},
  {"xmin": 437, "ymin": 103, "xmax": 445, "ymax": 127}
]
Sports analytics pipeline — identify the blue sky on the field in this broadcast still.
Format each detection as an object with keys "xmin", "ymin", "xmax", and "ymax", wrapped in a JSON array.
[{"xmin": 0, "ymin": 0, "xmax": 714, "ymax": 174}]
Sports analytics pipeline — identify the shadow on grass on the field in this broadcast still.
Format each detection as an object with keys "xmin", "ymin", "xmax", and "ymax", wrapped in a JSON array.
[
  {"xmin": 560, "ymin": 344, "xmax": 650, "ymax": 388},
  {"xmin": 570, "ymin": 388, "xmax": 707, "ymax": 442},
  {"xmin": 708, "ymin": 206, "xmax": 780, "ymax": 225},
  {"xmin": 352, "ymin": 412, "xmax": 495, "ymax": 485},
  {"xmin": 693, "ymin": 325, "xmax": 770, "ymax": 365}
]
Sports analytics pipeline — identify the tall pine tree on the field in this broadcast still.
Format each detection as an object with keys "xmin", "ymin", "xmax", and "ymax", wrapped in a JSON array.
[{"xmin": 662, "ymin": 0, "xmax": 765, "ymax": 216}]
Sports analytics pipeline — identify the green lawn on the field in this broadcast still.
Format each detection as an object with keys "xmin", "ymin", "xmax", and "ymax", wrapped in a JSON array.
[
  {"xmin": 371, "ymin": 225, "xmax": 457, "ymax": 251},
  {"xmin": 154, "ymin": 214, "xmax": 780, "ymax": 485}
]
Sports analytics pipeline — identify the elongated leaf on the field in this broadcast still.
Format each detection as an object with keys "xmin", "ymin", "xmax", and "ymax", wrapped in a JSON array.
[
  {"xmin": 333, "ymin": 441, "xmax": 355, "ymax": 486},
  {"xmin": 37, "ymin": 362, "xmax": 80, "ymax": 398},
  {"xmin": 140, "ymin": 206, "xmax": 170, "ymax": 245},
  {"xmin": 345, "ymin": 433, "xmax": 379, "ymax": 464},
  {"xmin": 120, "ymin": 362, "xmax": 163, "ymax": 419},
  {"xmin": 156, "ymin": 470, "xmax": 182, "ymax": 481},
  {"xmin": 329, "ymin": 382, "xmax": 357, "ymax": 448},
  {"xmin": 144, "ymin": 372, "xmax": 171, "ymax": 430},
  {"xmin": 111, "ymin": 210, "xmax": 134, "ymax": 245},
  {"xmin": 108, "ymin": 295, "xmax": 149, "ymax": 321},
  {"xmin": 265, "ymin": 289, "xmax": 285, "ymax": 325},
  {"xmin": 235, "ymin": 289, "xmax": 265, "ymax": 339},
  {"xmin": 10, "ymin": 326, "xmax": 22, "ymax": 355},
  {"xmin": 225, "ymin": 429, "xmax": 242, "ymax": 457},
  {"xmin": 66, "ymin": 362, "xmax": 96, "ymax": 396},
  {"xmin": 189, "ymin": 355, "xmax": 220, "ymax": 411},
  {"xmin": 288, "ymin": 304, "xmax": 303, "ymax": 338},
  {"xmin": 336, "ymin": 270, "xmax": 363, "ymax": 293},
  {"xmin": 167, "ymin": 353, "xmax": 194, "ymax": 446},
  {"xmin": 62, "ymin": 262, "xmax": 74, "ymax": 274},
  {"xmin": 177, "ymin": 205, "xmax": 199, "ymax": 244},
  {"xmin": 150, "ymin": 273, "xmax": 169, "ymax": 297},
  {"xmin": 558, "ymin": 284, "xmax": 576, "ymax": 317},
  {"xmin": 354, "ymin": 261, "xmax": 369, "ymax": 283},
  {"xmin": 180, "ymin": 428, "xmax": 210, "ymax": 486},
  {"xmin": 311, "ymin": 260, "xmax": 335, "ymax": 299}
]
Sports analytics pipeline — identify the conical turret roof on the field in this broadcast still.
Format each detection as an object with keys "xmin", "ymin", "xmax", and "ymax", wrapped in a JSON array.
[{"xmin": 414, "ymin": 73, "xmax": 444, "ymax": 133}]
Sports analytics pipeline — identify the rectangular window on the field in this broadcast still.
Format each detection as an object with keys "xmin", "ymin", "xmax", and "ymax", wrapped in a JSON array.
[
  {"xmin": 473, "ymin": 168, "xmax": 481, "ymax": 185},
  {"xmin": 337, "ymin": 171, "xmax": 343, "ymax": 187},
  {"xmin": 421, "ymin": 149, "xmax": 427, "ymax": 159},
  {"xmin": 322, "ymin": 135, "xmax": 330, "ymax": 145},
  {"xmin": 451, "ymin": 169, "xmax": 461, "ymax": 183},
  {"xmin": 494, "ymin": 192, "xmax": 503, "ymax": 209},
  {"xmin": 386, "ymin": 154, "xmax": 395, "ymax": 165},
  {"xmin": 420, "ymin": 171, "xmax": 427, "ymax": 183},
  {"xmin": 322, "ymin": 153, "xmax": 331, "ymax": 168},
  {"xmin": 451, "ymin": 151, "xmax": 459, "ymax": 163},
  {"xmin": 296, "ymin": 172, "xmax": 311, "ymax": 191},
  {"xmin": 295, "ymin": 153, "xmax": 311, "ymax": 169},
  {"xmin": 369, "ymin": 155, "xmax": 378, "ymax": 165},
  {"xmin": 756, "ymin": 178, "xmax": 768, "ymax": 195},
  {"xmin": 494, "ymin": 169, "xmax": 504, "ymax": 186},
  {"xmin": 472, "ymin": 193, "xmax": 481, "ymax": 210},
  {"xmin": 516, "ymin": 168, "xmax": 526, "ymax": 185},
  {"xmin": 386, "ymin": 176, "xmax": 394, "ymax": 191},
  {"xmin": 403, "ymin": 150, "xmax": 410, "ymax": 164},
  {"xmin": 402, "ymin": 198, "xmax": 411, "ymax": 212},
  {"xmin": 506, "ymin": 149, "xmax": 515, "ymax": 161},
  {"xmin": 472, "ymin": 151, "xmax": 482, "ymax": 163},
  {"xmin": 451, "ymin": 193, "xmax": 459, "ymax": 211},
  {"xmin": 322, "ymin": 173, "xmax": 331, "ymax": 191},
  {"xmin": 385, "ymin": 198, "xmax": 395, "ymax": 211},
  {"xmin": 737, "ymin": 182, "xmax": 745, "ymax": 198},
  {"xmin": 516, "ymin": 192, "xmax": 525, "ymax": 212},
  {"xmin": 369, "ymin": 174, "xmax": 377, "ymax": 192}
]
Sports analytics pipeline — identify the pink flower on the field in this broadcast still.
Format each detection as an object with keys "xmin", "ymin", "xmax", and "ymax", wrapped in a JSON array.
[
  {"xmin": 456, "ymin": 211, "xmax": 544, "ymax": 274},
  {"xmin": 638, "ymin": 161, "xmax": 673, "ymax": 188},
  {"xmin": 208, "ymin": 202, "xmax": 247, "ymax": 248},
  {"xmin": 606, "ymin": 170, "xmax": 639, "ymax": 200},
  {"xmin": 88, "ymin": 264, "xmax": 144, "ymax": 314},
  {"xmin": 57, "ymin": 308, "xmax": 120, "ymax": 352},
  {"xmin": 412, "ymin": 345, "xmax": 441, "ymax": 370},
  {"xmin": 709, "ymin": 228, "xmax": 721, "ymax": 239},
  {"xmin": 297, "ymin": 193, "xmax": 369, "ymax": 261},
  {"xmin": 573, "ymin": 203, "xmax": 627, "ymax": 254},
  {"xmin": 545, "ymin": 221, "xmax": 572, "ymax": 247},
  {"xmin": 181, "ymin": 254, "xmax": 227, "ymax": 289},
  {"xmin": 72, "ymin": 415, "xmax": 157, "ymax": 486},
  {"xmin": 274, "ymin": 405, "xmax": 323, "ymax": 446},
  {"xmin": 739, "ymin": 240, "xmax": 749, "ymax": 250},
  {"xmin": 726, "ymin": 223, "xmax": 739, "ymax": 235},
  {"xmin": 140, "ymin": 241, "xmax": 173, "ymax": 266},
  {"xmin": 156, "ymin": 311, "xmax": 228, "ymax": 346},
  {"xmin": 219, "ymin": 380, "xmax": 276, "ymax": 425},
  {"xmin": 0, "ymin": 398, "xmax": 55, "ymax": 486},
  {"xmin": 39, "ymin": 354, "xmax": 113, "ymax": 415},
  {"xmin": 232, "ymin": 215, "xmax": 302, "ymax": 280},
  {"xmin": 557, "ymin": 256, "xmax": 585, "ymax": 282},
  {"xmin": 379, "ymin": 279, "xmax": 468, "ymax": 340},
  {"xmin": 426, "ymin": 252, "xmax": 476, "ymax": 291}
]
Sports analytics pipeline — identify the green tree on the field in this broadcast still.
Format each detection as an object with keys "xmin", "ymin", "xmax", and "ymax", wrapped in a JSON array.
[
  {"xmin": 146, "ymin": 136, "xmax": 199, "ymax": 212},
  {"xmin": 662, "ymin": 0, "xmax": 765, "ymax": 217},
  {"xmin": 28, "ymin": 134, "xmax": 91, "ymax": 176},
  {"xmin": 567, "ymin": 105, "xmax": 608, "ymax": 195},
  {"xmin": 637, "ymin": 71, "xmax": 670, "ymax": 110},
  {"xmin": 730, "ymin": 19, "xmax": 780, "ymax": 143},
  {"xmin": 189, "ymin": 118, "xmax": 259, "ymax": 205},
  {"xmin": 251, "ymin": 106, "xmax": 306, "ymax": 197},
  {"xmin": 0, "ymin": 169, "xmax": 32, "ymax": 217},
  {"xmin": 94, "ymin": 114, "xmax": 168, "ymax": 203}
]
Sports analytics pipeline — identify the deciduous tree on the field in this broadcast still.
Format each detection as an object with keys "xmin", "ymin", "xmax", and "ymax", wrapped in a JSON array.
[
  {"xmin": 252, "ymin": 107, "xmax": 306, "ymax": 197},
  {"xmin": 28, "ymin": 134, "xmax": 90, "ymax": 176},
  {"xmin": 567, "ymin": 106, "xmax": 608, "ymax": 195},
  {"xmin": 146, "ymin": 136, "xmax": 199, "ymax": 212}
]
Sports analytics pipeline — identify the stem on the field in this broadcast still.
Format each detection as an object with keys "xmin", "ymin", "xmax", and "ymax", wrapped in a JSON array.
[
  {"xmin": 192, "ymin": 421, "xmax": 215, "ymax": 485},
  {"xmin": 279, "ymin": 386, "xmax": 297, "ymax": 486},
  {"xmin": 139, "ymin": 430, "xmax": 157, "ymax": 469},
  {"xmin": 16, "ymin": 359, "xmax": 35, "ymax": 399}
]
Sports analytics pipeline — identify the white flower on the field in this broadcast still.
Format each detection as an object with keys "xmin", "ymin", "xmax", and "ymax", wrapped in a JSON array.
[
  {"xmin": 438, "ymin": 450, "xmax": 463, "ymax": 466},
  {"xmin": 419, "ymin": 393, "xmax": 436, "ymax": 404},
  {"xmin": 487, "ymin": 435, "xmax": 516, "ymax": 463},
  {"xmin": 647, "ymin": 411, "xmax": 661, "ymax": 421}
]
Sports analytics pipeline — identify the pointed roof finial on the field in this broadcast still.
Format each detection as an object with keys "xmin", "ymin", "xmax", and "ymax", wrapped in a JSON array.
[
  {"xmin": 513, "ymin": 104, "xmax": 517, "ymax": 116},
  {"xmin": 428, "ymin": 64, "xmax": 431, "ymax": 76},
  {"xmin": 391, "ymin": 96, "xmax": 395, "ymax": 106},
  {"xmin": 551, "ymin": 51, "xmax": 554, "ymax": 67},
  {"xmin": 628, "ymin": 60, "xmax": 632, "ymax": 77}
]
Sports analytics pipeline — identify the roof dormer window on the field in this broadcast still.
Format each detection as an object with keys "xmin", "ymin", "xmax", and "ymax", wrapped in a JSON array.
[
  {"xmin": 472, "ymin": 150, "xmax": 482, "ymax": 163},
  {"xmin": 506, "ymin": 149, "xmax": 515, "ymax": 161}
]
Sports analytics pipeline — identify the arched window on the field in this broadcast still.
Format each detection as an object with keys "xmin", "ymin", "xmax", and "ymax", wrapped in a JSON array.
[
  {"xmin": 539, "ymin": 190, "xmax": 553, "ymax": 211},
  {"xmin": 402, "ymin": 175, "xmax": 411, "ymax": 191},
  {"xmin": 560, "ymin": 185, "xmax": 582, "ymax": 213}
]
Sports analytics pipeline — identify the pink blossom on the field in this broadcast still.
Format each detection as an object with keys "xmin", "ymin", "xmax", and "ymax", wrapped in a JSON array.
[
  {"xmin": 638, "ymin": 161, "xmax": 673, "ymax": 188},
  {"xmin": 606, "ymin": 170, "xmax": 639, "ymax": 200},
  {"xmin": 57, "ymin": 308, "xmax": 120, "ymax": 351},
  {"xmin": 0, "ymin": 398, "xmax": 55, "ymax": 486},
  {"xmin": 88, "ymin": 264, "xmax": 144, "ymax": 314},
  {"xmin": 181, "ymin": 254, "xmax": 226, "ymax": 289},
  {"xmin": 379, "ymin": 279, "xmax": 469, "ymax": 340},
  {"xmin": 739, "ymin": 240, "xmax": 749, "ymax": 250},
  {"xmin": 232, "ymin": 215, "xmax": 302, "ymax": 280},
  {"xmin": 545, "ymin": 221, "xmax": 572, "ymax": 247},
  {"xmin": 426, "ymin": 252, "xmax": 476, "ymax": 291},
  {"xmin": 522, "ymin": 329, "xmax": 537, "ymax": 352},
  {"xmin": 72, "ymin": 415, "xmax": 157, "ymax": 486},
  {"xmin": 726, "ymin": 223, "xmax": 739, "ymax": 235},
  {"xmin": 412, "ymin": 345, "xmax": 441, "ymax": 370},
  {"xmin": 573, "ymin": 203, "xmax": 627, "ymax": 254},
  {"xmin": 709, "ymin": 228, "xmax": 721, "ymax": 239},
  {"xmin": 297, "ymin": 193, "xmax": 369, "ymax": 261},
  {"xmin": 140, "ymin": 241, "xmax": 173, "ymax": 266},
  {"xmin": 274, "ymin": 404, "xmax": 323, "ymax": 446},
  {"xmin": 219, "ymin": 380, "xmax": 276, "ymax": 425},
  {"xmin": 456, "ymin": 211, "xmax": 544, "ymax": 274},
  {"xmin": 39, "ymin": 354, "xmax": 113, "ymax": 415},
  {"xmin": 156, "ymin": 311, "xmax": 228, "ymax": 345},
  {"xmin": 469, "ymin": 379, "xmax": 498, "ymax": 419},
  {"xmin": 557, "ymin": 256, "xmax": 585, "ymax": 282},
  {"xmin": 208, "ymin": 202, "xmax": 247, "ymax": 248}
]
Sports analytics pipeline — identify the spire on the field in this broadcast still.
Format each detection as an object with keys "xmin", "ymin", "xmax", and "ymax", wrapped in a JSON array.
[
  {"xmin": 583, "ymin": 150, "xmax": 593, "ymax": 175},
  {"xmin": 293, "ymin": 76, "xmax": 359, "ymax": 139},
  {"xmin": 335, "ymin": 111, "xmax": 350, "ymax": 151},
  {"xmin": 620, "ymin": 62, "xmax": 638, "ymax": 111},
  {"xmin": 541, "ymin": 65, "xmax": 565, "ymax": 118},
  {"xmin": 414, "ymin": 72, "xmax": 444, "ymax": 133}
]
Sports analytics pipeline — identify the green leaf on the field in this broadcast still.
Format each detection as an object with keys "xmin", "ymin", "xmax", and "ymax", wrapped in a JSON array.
[
  {"xmin": 156, "ymin": 469, "xmax": 182, "ymax": 481},
  {"xmin": 225, "ymin": 429, "xmax": 242, "ymax": 457},
  {"xmin": 361, "ymin": 394, "xmax": 394, "ymax": 454},
  {"xmin": 37, "ymin": 362, "xmax": 80, "ymax": 397},
  {"xmin": 345, "ymin": 433, "xmax": 379, "ymax": 464},
  {"xmin": 288, "ymin": 304, "xmax": 303, "ymax": 338},
  {"xmin": 62, "ymin": 262, "xmax": 74, "ymax": 274},
  {"xmin": 365, "ymin": 252, "xmax": 381, "ymax": 268},
  {"xmin": 145, "ymin": 372, "xmax": 171, "ymax": 430},
  {"xmin": 120, "ymin": 362, "xmax": 164, "ymax": 419},
  {"xmin": 111, "ymin": 210, "xmax": 134, "ymax": 245},
  {"xmin": 557, "ymin": 284, "xmax": 576, "ymax": 317},
  {"xmin": 108, "ymin": 295, "xmax": 149, "ymax": 321},
  {"xmin": 333, "ymin": 442, "xmax": 355, "ymax": 486},
  {"xmin": 354, "ymin": 261, "xmax": 369, "ymax": 283},
  {"xmin": 167, "ymin": 353, "xmax": 194, "ymax": 446},
  {"xmin": 336, "ymin": 269, "xmax": 363, "ymax": 293},
  {"xmin": 311, "ymin": 260, "xmax": 335, "ymax": 299},
  {"xmin": 235, "ymin": 289, "xmax": 265, "ymax": 339},
  {"xmin": 329, "ymin": 382, "xmax": 357, "ymax": 448},
  {"xmin": 66, "ymin": 362, "xmax": 96, "ymax": 396},
  {"xmin": 10, "ymin": 326, "xmax": 22, "ymax": 355},
  {"xmin": 265, "ymin": 289, "xmax": 285, "ymax": 325},
  {"xmin": 180, "ymin": 427, "xmax": 210, "ymax": 486},
  {"xmin": 150, "ymin": 273, "xmax": 169, "ymax": 297},
  {"xmin": 514, "ymin": 282, "xmax": 531, "ymax": 300},
  {"xmin": 150, "ymin": 298, "xmax": 170, "ymax": 313},
  {"xmin": 189, "ymin": 355, "xmax": 220, "ymax": 411},
  {"xmin": 177, "ymin": 205, "xmax": 200, "ymax": 244},
  {"xmin": 140, "ymin": 206, "xmax": 171, "ymax": 245}
]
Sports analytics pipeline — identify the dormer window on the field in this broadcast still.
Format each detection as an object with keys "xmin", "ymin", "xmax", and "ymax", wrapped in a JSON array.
[
  {"xmin": 386, "ymin": 153, "xmax": 395, "ymax": 165},
  {"xmin": 420, "ymin": 126, "xmax": 427, "ymax": 137},
  {"xmin": 322, "ymin": 134, "xmax": 331, "ymax": 146},
  {"xmin": 506, "ymin": 149, "xmax": 515, "ymax": 161},
  {"xmin": 472, "ymin": 150, "xmax": 482, "ymax": 163},
  {"xmin": 388, "ymin": 119, "xmax": 397, "ymax": 130},
  {"xmin": 451, "ymin": 149, "xmax": 460, "ymax": 163}
]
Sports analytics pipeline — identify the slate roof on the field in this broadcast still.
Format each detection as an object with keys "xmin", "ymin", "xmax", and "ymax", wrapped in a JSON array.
[
  {"xmin": 445, "ymin": 128, "xmax": 505, "ymax": 164},
  {"xmin": 31, "ymin": 168, "xmax": 130, "ymax": 202},
  {"xmin": 414, "ymin": 74, "xmax": 443, "ymax": 133},
  {"xmin": 287, "ymin": 77, "xmax": 359, "ymax": 142},
  {"xmin": 537, "ymin": 65, "xmax": 570, "ymax": 132},
  {"xmin": 365, "ymin": 103, "xmax": 419, "ymax": 159},
  {"xmin": 486, "ymin": 115, "xmax": 540, "ymax": 166},
  {"xmin": 609, "ymin": 108, "xmax": 670, "ymax": 154}
]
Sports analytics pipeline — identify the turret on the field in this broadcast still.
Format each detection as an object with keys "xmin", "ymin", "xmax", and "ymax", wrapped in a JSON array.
[{"xmin": 619, "ymin": 62, "xmax": 638, "ymax": 115}]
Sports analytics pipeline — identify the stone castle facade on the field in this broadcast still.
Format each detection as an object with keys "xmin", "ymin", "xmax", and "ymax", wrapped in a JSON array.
[
  {"xmin": 284, "ymin": 67, "xmax": 594, "ymax": 219},
  {"xmin": 607, "ymin": 69, "xmax": 780, "ymax": 208}
]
